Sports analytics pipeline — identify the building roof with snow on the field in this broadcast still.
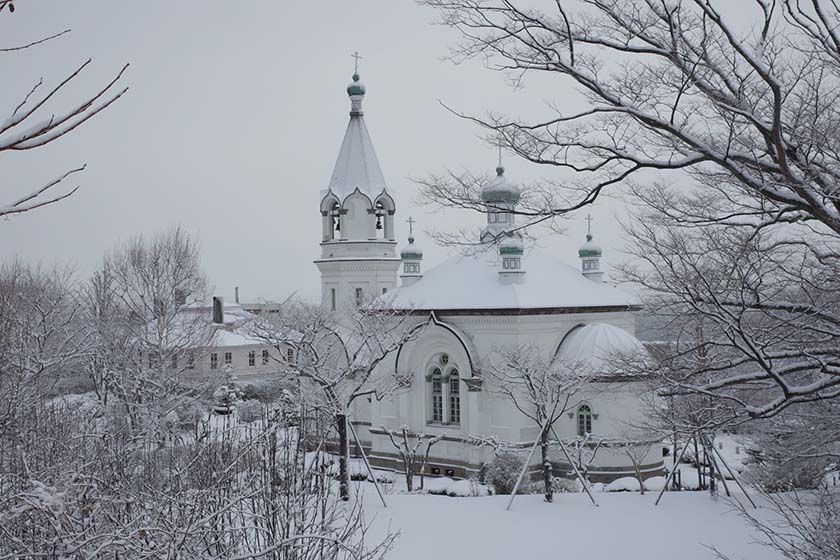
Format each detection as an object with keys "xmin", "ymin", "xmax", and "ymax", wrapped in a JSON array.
[
  {"xmin": 383, "ymin": 249, "xmax": 640, "ymax": 313},
  {"xmin": 556, "ymin": 322, "xmax": 646, "ymax": 375}
]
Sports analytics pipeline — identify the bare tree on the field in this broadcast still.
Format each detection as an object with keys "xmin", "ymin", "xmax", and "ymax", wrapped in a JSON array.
[
  {"xmin": 715, "ymin": 485, "xmax": 840, "ymax": 560},
  {"xmin": 420, "ymin": 0, "xmax": 840, "ymax": 430},
  {"xmin": 84, "ymin": 227, "xmax": 213, "ymax": 442},
  {"xmin": 0, "ymin": 390, "xmax": 397, "ymax": 559},
  {"xmin": 484, "ymin": 344, "xmax": 588, "ymax": 502},
  {"xmin": 381, "ymin": 425, "xmax": 443, "ymax": 492},
  {"xmin": 419, "ymin": 0, "xmax": 840, "ymax": 240},
  {"xmin": 1, "ymin": 5, "xmax": 128, "ymax": 217},
  {"xmin": 0, "ymin": 260, "xmax": 87, "ymax": 442},
  {"xmin": 252, "ymin": 300, "xmax": 423, "ymax": 501}
]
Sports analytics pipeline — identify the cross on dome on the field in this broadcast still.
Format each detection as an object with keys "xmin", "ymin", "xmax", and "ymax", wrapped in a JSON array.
[
  {"xmin": 406, "ymin": 216, "xmax": 416, "ymax": 241},
  {"xmin": 351, "ymin": 50, "xmax": 362, "ymax": 74},
  {"xmin": 585, "ymin": 213, "xmax": 594, "ymax": 238}
]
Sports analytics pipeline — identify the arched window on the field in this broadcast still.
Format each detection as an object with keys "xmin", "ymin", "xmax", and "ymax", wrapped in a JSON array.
[
  {"xmin": 426, "ymin": 354, "xmax": 463, "ymax": 426},
  {"xmin": 431, "ymin": 368, "xmax": 443, "ymax": 422},
  {"xmin": 577, "ymin": 404, "xmax": 592, "ymax": 436},
  {"xmin": 449, "ymin": 369, "xmax": 460, "ymax": 424}
]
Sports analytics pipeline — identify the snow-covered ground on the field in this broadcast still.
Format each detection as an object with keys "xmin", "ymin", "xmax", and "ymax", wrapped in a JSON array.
[{"xmin": 360, "ymin": 487, "xmax": 781, "ymax": 560}]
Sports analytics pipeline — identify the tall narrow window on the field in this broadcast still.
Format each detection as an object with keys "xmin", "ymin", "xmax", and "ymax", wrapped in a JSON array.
[
  {"xmin": 287, "ymin": 348, "xmax": 294, "ymax": 363},
  {"xmin": 224, "ymin": 352, "xmax": 232, "ymax": 365},
  {"xmin": 262, "ymin": 349, "xmax": 269, "ymax": 365},
  {"xmin": 210, "ymin": 353, "xmax": 218, "ymax": 370},
  {"xmin": 331, "ymin": 288, "xmax": 336, "ymax": 311},
  {"xmin": 187, "ymin": 352, "xmax": 195, "ymax": 370},
  {"xmin": 355, "ymin": 287, "xmax": 363, "ymax": 306},
  {"xmin": 171, "ymin": 354, "xmax": 178, "ymax": 369},
  {"xmin": 248, "ymin": 351, "xmax": 256, "ymax": 367},
  {"xmin": 431, "ymin": 368, "xmax": 443, "ymax": 422},
  {"xmin": 449, "ymin": 369, "xmax": 461, "ymax": 424},
  {"xmin": 577, "ymin": 404, "xmax": 592, "ymax": 436}
]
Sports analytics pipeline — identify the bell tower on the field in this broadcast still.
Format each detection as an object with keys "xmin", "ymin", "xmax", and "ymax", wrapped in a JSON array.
[{"xmin": 315, "ymin": 56, "xmax": 400, "ymax": 311}]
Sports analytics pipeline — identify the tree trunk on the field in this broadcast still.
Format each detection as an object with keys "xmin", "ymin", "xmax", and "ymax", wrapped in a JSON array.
[
  {"xmin": 633, "ymin": 460, "xmax": 645, "ymax": 495},
  {"xmin": 540, "ymin": 428, "xmax": 553, "ymax": 503},
  {"xmin": 405, "ymin": 457, "xmax": 414, "ymax": 492},
  {"xmin": 336, "ymin": 413, "xmax": 349, "ymax": 501},
  {"xmin": 693, "ymin": 438, "xmax": 704, "ymax": 490}
]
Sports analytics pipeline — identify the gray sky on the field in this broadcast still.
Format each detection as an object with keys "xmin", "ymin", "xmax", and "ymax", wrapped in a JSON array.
[{"xmin": 1, "ymin": 1, "xmax": 695, "ymax": 302}]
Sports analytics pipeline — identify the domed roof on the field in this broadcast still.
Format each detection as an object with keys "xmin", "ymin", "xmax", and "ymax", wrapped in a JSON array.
[
  {"xmin": 498, "ymin": 234, "xmax": 524, "ymax": 255},
  {"xmin": 401, "ymin": 237, "xmax": 424, "ymax": 259},
  {"xmin": 579, "ymin": 233, "xmax": 602, "ymax": 258},
  {"xmin": 382, "ymin": 249, "xmax": 639, "ymax": 311},
  {"xmin": 346, "ymin": 72, "xmax": 366, "ymax": 96},
  {"xmin": 481, "ymin": 165, "xmax": 521, "ymax": 204},
  {"xmin": 556, "ymin": 323, "xmax": 645, "ymax": 375}
]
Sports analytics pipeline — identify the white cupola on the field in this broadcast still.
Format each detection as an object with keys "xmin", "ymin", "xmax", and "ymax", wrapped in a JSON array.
[
  {"xmin": 480, "ymin": 160, "xmax": 521, "ymax": 244},
  {"xmin": 579, "ymin": 214, "xmax": 604, "ymax": 282},
  {"xmin": 478, "ymin": 156, "xmax": 526, "ymax": 277},
  {"xmin": 400, "ymin": 217, "xmax": 424, "ymax": 288},
  {"xmin": 314, "ymin": 56, "xmax": 400, "ymax": 311}
]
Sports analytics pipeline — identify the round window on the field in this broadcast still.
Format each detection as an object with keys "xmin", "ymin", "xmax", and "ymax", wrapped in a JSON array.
[{"xmin": 440, "ymin": 354, "xmax": 449, "ymax": 365}]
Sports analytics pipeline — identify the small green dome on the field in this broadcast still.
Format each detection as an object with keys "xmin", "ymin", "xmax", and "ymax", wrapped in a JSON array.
[
  {"xmin": 481, "ymin": 164, "xmax": 521, "ymax": 204},
  {"xmin": 578, "ymin": 233, "xmax": 602, "ymax": 258},
  {"xmin": 401, "ymin": 237, "xmax": 423, "ymax": 259},
  {"xmin": 499, "ymin": 234, "xmax": 524, "ymax": 255},
  {"xmin": 346, "ymin": 72, "xmax": 366, "ymax": 96}
]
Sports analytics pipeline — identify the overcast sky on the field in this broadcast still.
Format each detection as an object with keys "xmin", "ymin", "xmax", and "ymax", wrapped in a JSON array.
[{"xmin": 1, "ymin": 1, "xmax": 754, "ymax": 303}]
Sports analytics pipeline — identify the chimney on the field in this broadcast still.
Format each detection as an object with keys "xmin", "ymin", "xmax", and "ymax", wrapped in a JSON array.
[
  {"xmin": 212, "ymin": 296, "xmax": 224, "ymax": 324},
  {"xmin": 235, "ymin": 286, "xmax": 240, "ymax": 304}
]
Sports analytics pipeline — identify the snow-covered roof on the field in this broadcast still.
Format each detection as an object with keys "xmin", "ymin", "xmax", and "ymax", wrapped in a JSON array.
[
  {"xmin": 383, "ymin": 250, "xmax": 640, "ymax": 312},
  {"xmin": 556, "ymin": 323, "xmax": 646, "ymax": 375},
  {"xmin": 212, "ymin": 329, "xmax": 264, "ymax": 348},
  {"xmin": 322, "ymin": 75, "xmax": 390, "ymax": 204}
]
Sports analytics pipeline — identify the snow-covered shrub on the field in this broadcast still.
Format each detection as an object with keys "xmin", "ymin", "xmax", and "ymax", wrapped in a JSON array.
[
  {"xmin": 482, "ymin": 451, "xmax": 527, "ymax": 495},
  {"xmin": 605, "ymin": 476, "xmax": 644, "ymax": 492},
  {"xmin": 753, "ymin": 458, "xmax": 830, "ymax": 492},
  {"xmin": 553, "ymin": 477, "xmax": 580, "ymax": 493},
  {"xmin": 447, "ymin": 478, "xmax": 493, "ymax": 497},
  {"xmin": 237, "ymin": 400, "xmax": 263, "ymax": 424},
  {"xmin": 425, "ymin": 477, "xmax": 455, "ymax": 495},
  {"xmin": 173, "ymin": 401, "xmax": 207, "ymax": 432}
]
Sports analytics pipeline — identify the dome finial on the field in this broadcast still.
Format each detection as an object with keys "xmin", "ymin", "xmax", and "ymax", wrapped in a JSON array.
[
  {"xmin": 496, "ymin": 145, "xmax": 504, "ymax": 176},
  {"xmin": 585, "ymin": 213, "xmax": 593, "ymax": 241},
  {"xmin": 347, "ymin": 51, "xmax": 366, "ymax": 114}
]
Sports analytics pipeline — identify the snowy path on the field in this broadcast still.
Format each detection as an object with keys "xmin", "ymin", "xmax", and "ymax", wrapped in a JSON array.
[{"xmin": 361, "ymin": 488, "xmax": 780, "ymax": 560}]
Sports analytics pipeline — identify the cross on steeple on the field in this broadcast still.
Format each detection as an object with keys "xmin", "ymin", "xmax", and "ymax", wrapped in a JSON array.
[
  {"xmin": 585, "ymin": 213, "xmax": 594, "ymax": 234},
  {"xmin": 352, "ymin": 50, "xmax": 362, "ymax": 73},
  {"xmin": 406, "ymin": 216, "xmax": 416, "ymax": 239}
]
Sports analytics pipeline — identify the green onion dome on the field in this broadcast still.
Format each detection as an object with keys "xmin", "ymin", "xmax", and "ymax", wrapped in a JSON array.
[
  {"xmin": 346, "ymin": 72, "xmax": 366, "ymax": 96},
  {"xmin": 401, "ymin": 237, "xmax": 423, "ymax": 260},
  {"xmin": 499, "ymin": 234, "xmax": 524, "ymax": 255},
  {"xmin": 481, "ymin": 164, "xmax": 521, "ymax": 204},
  {"xmin": 578, "ymin": 233, "xmax": 602, "ymax": 258}
]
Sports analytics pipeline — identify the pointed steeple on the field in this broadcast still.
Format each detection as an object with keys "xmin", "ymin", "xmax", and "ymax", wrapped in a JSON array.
[{"xmin": 323, "ymin": 63, "xmax": 390, "ymax": 205}]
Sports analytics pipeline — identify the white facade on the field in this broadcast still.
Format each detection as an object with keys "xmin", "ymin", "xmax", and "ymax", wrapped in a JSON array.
[
  {"xmin": 308, "ymin": 71, "xmax": 663, "ymax": 482},
  {"xmin": 178, "ymin": 301, "xmax": 295, "ymax": 384}
]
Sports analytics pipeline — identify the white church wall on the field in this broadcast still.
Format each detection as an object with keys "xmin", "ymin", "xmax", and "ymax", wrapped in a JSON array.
[{"xmin": 359, "ymin": 293, "xmax": 657, "ymax": 480}]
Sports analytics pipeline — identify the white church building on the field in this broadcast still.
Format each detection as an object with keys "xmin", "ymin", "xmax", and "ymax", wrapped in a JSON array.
[{"xmin": 313, "ymin": 69, "xmax": 664, "ymax": 482}]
